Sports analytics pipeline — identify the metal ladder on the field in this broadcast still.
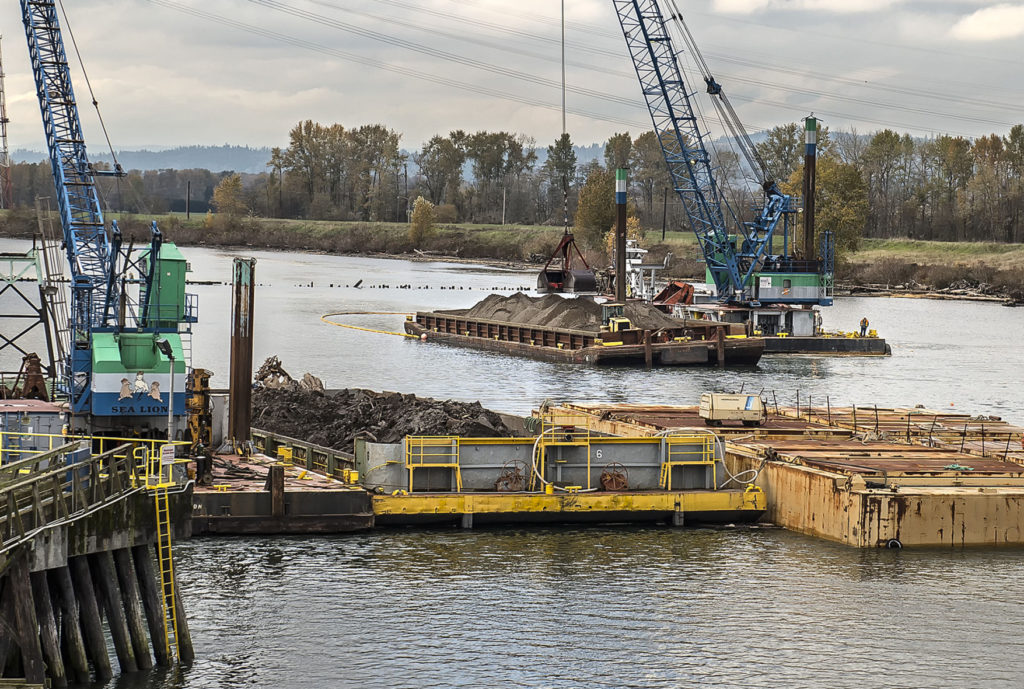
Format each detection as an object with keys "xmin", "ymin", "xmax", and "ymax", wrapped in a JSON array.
[
  {"xmin": 180, "ymin": 331, "xmax": 193, "ymax": 371},
  {"xmin": 36, "ymin": 198, "xmax": 70, "ymax": 364},
  {"xmin": 153, "ymin": 486, "xmax": 180, "ymax": 660}
]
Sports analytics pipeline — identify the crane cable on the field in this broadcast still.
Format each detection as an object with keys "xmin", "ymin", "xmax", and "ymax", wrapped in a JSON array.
[
  {"xmin": 664, "ymin": 0, "xmax": 769, "ymax": 188},
  {"xmin": 58, "ymin": 1, "xmax": 154, "ymax": 217},
  {"xmin": 57, "ymin": 0, "xmax": 122, "ymax": 174}
]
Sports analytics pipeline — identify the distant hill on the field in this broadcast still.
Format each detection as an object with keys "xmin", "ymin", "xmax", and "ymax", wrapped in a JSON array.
[
  {"xmin": 12, "ymin": 145, "xmax": 274, "ymax": 174},
  {"xmin": 12, "ymin": 141, "xmax": 608, "ymax": 175}
]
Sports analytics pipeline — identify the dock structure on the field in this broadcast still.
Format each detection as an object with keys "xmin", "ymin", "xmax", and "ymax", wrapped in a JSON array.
[
  {"xmin": 542, "ymin": 403, "xmax": 1024, "ymax": 548},
  {"xmin": 191, "ymin": 452, "xmax": 372, "ymax": 535},
  {"xmin": 0, "ymin": 429, "xmax": 194, "ymax": 686}
]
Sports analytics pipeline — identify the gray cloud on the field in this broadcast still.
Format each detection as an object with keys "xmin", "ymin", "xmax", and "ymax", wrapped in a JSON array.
[{"xmin": 1, "ymin": 0, "xmax": 1020, "ymax": 159}]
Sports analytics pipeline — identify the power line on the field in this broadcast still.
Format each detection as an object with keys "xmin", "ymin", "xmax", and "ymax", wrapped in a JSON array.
[
  {"xmin": 143, "ymin": 0, "xmax": 648, "ymax": 130},
  {"xmin": 144, "ymin": 0, "xmax": 1019, "ymax": 142},
  {"xmin": 245, "ymin": 0, "xmax": 640, "ymax": 108},
  {"xmin": 280, "ymin": 0, "xmax": 1020, "ymax": 135},
  {"xmin": 440, "ymin": 0, "xmax": 1023, "ymax": 133}
]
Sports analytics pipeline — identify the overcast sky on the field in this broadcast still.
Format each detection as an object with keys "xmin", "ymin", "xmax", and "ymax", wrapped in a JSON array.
[{"xmin": 2, "ymin": 0, "xmax": 1022, "ymax": 154}]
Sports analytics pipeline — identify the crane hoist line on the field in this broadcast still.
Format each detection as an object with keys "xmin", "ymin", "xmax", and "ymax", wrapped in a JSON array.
[
  {"xmin": 21, "ymin": 0, "xmax": 197, "ymax": 435},
  {"xmin": 612, "ymin": 0, "xmax": 834, "ymax": 308}
]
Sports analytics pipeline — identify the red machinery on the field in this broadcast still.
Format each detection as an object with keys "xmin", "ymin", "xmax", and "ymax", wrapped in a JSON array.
[{"xmin": 536, "ymin": 231, "xmax": 598, "ymax": 294}]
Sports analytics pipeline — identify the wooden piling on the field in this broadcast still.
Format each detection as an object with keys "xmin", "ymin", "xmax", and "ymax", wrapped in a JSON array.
[
  {"xmin": 132, "ymin": 544, "xmax": 170, "ymax": 666},
  {"xmin": 69, "ymin": 556, "xmax": 113, "ymax": 681},
  {"xmin": 267, "ymin": 464, "xmax": 285, "ymax": 519},
  {"xmin": 113, "ymin": 548, "xmax": 154, "ymax": 669},
  {"xmin": 716, "ymin": 327, "xmax": 725, "ymax": 367},
  {"xmin": 172, "ymin": 570, "xmax": 195, "ymax": 664},
  {"xmin": 10, "ymin": 554, "xmax": 45, "ymax": 686},
  {"xmin": 29, "ymin": 571, "xmax": 67, "ymax": 687},
  {"xmin": 50, "ymin": 567, "xmax": 90, "ymax": 684},
  {"xmin": 0, "ymin": 578, "xmax": 16, "ymax": 676},
  {"xmin": 92, "ymin": 552, "xmax": 138, "ymax": 673},
  {"xmin": 643, "ymin": 330, "xmax": 652, "ymax": 370}
]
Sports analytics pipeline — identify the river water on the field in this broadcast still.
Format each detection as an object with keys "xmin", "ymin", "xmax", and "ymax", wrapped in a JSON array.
[{"xmin": 2, "ymin": 239, "xmax": 1024, "ymax": 688}]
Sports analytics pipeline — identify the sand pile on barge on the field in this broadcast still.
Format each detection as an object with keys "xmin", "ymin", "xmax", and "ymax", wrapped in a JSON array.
[
  {"xmin": 441, "ymin": 293, "xmax": 683, "ymax": 332},
  {"xmin": 251, "ymin": 358, "xmax": 514, "ymax": 452}
]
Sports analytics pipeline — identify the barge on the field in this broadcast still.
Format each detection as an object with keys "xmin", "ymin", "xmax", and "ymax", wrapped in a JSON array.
[
  {"xmin": 189, "ymin": 418, "xmax": 767, "ymax": 530},
  {"xmin": 543, "ymin": 402, "xmax": 1024, "ymax": 547},
  {"xmin": 405, "ymin": 311, "xmax": 764, "ymax": 366}
]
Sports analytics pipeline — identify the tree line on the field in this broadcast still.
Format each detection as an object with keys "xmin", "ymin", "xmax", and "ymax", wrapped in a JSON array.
[
  {"xmin": 7, "ymin": 118, "xmax": 1024, "ymax": 250},
  {"xmin": 756, "ymin": 122, "xmax": 1024, "ymax": 244}
]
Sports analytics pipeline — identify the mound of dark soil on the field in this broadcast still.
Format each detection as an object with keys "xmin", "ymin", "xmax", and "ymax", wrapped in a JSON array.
[{"xmin": 252, "ymin": 387, "xmax": 514, "ymax": 453}]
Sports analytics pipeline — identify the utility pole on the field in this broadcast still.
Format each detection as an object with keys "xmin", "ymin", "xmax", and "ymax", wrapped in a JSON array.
[
  {"xmin": 661, "ymin": 188, "xmax": 668, "ymax": 241},
  {"xmin": 802, "ymin": 115, "xmax": 818, "ymax": 259},
  {"xmin": 0, "ymin": 36, "xmax": 12, "ymax": 210},
  {"xmin": 615, "ymin": 168, "xmax": 628, "ymax": 302},
  {"xmin": 561, "ymin": 1, "xmax": 569, "ymax": 238}
]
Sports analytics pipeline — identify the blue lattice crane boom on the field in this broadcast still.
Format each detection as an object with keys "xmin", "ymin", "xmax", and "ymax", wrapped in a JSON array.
[
  {"xmin": 21, "ymin": 0, "xmax": 195, "ymax": 430},
  {"xmin": 612, "ymin": 0, "xmax": 831, "ymax": 306},
  {"xmin": 22, "ymin": 0, "xmax": 117, "ymax": 330}
]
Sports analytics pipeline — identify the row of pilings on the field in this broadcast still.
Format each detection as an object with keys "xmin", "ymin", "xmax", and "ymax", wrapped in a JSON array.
[{"xmin": 0, "ymin": 544, "xmax": 193, "ymax": 687}]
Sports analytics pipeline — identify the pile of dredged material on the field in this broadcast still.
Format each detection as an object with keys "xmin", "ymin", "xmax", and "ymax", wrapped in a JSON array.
[
  {"xmin": 251, "ymin": 360, "xmax": 514, "ymax": 452},
  {"xmin": 441, "ymin": 292, "xmax": 683, "ymax": 332}
]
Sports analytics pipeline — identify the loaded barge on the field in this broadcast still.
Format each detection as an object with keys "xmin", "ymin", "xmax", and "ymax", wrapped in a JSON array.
[{"xmin": 404, "ymin": 293, "xmax": 763, "ymax": 366}]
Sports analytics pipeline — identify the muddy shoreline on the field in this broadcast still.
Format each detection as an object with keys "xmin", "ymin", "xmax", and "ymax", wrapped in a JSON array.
[{"xmin": 2, "ymin": 224, "xmax": 1019, "ymax": 304}]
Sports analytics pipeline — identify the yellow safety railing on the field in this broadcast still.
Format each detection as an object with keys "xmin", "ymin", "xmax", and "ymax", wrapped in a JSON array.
[
  {"xmin": 0, "ymin": 429, "xmax": 186, "ymax": 660},
  {"xmin": 535, "ymin": 413, "xmax": 593, "ymax": 490},
  {"xmin": 406, "ymin": 436, "xmax": 462, "ymax": 492},
  {"xmin": 0, "ymin": 430, "xmax": 188, "ymax": 485},
  {"xmin": 540, "ymin": 412, "xmax": 592, "ymax": 446},
  {"xmin": 659, "ymin": 434, "xmax": 717, "ymax": 490}
]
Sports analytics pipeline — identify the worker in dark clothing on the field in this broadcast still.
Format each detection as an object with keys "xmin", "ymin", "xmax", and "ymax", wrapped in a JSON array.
[{"xmin": 859, "ymin": 317, "xmax": 869, "ymax": 337}]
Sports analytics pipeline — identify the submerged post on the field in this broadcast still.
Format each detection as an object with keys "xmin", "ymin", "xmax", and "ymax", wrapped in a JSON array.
[
  {"xmin": 228, "ymin": 258, "xmax": 257, "ymax": 451},
  {"xmin": 615, "ymin": 168, "xmax": 628, "ymax": 302}
]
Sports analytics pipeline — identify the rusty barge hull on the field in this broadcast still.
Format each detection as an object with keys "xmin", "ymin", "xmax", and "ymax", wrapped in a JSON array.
[
  {"xmin": 541, "ymin": 403, "xmax": 1024, "ymax": 548},
  {"xmin": 405, "ymin": 312, "xmax": 764, "ymax": 366}
]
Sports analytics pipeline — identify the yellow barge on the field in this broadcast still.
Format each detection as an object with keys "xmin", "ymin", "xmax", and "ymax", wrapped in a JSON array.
[{"xmin": 373, "ymin": 488, "xmax": 764, "ymax": 527}]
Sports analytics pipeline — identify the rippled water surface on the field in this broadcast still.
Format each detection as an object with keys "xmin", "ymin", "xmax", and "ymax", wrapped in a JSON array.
[
  {"xmin": 142, "ymin": 529, "xmax": 1024, "ymax": 689},
  {"xmin": 3, "ymin": 239, "xmax": 1024, "ymax": 688}
]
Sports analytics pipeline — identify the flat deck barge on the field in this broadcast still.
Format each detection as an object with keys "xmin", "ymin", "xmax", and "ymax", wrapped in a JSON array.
[
  {"xmin": 190, "ymin": 423, "xmax": 766, "ymax": 532},
  {"xmin": 544, "ymin": 403, "xmax": 1024, "ymax": 547},
  {"xmin": 405, "ymin": 311, "xmax": 764, "ymax": 366}
]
